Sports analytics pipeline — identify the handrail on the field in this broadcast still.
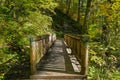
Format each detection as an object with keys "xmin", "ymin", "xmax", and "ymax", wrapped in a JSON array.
[
  {"xmin": 64, "ymin": 34, "xmax": 89, "ymax": 75},
  {"xmin": 0, "ymin": 46, "xmax": 12, "ymax": 49},
  {"xmin": 29, "ymin": 34, "xmax": 56, "ymax": 74}
]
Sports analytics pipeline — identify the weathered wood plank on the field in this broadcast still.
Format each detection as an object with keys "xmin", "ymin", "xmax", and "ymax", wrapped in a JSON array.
[
  {"xmin": 30, "ymin": 34, "xmax": 56, "ymax": 75},
  {"xmin": 64, "ymin": 34, "xmax": 89, "ymax": 75}
]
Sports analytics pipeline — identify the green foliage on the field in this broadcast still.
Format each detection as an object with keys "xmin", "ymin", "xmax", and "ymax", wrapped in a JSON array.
[
  {"xmin": 0, "ymin": 0, "xmax": 57, "ymax": 51},
  {"xmin": 57, "ymin": 0, "xmax": 120, "ymax": 79},
  {"xmin": 0, "ymin": 0, "xmax": 58, "ymax": 79},
  {"xmin": 89, "ymin": 66, "xmax": 120, "ymax": 80},
  {"xmin": 0, "ymin": 0, "xmax": 120, "ymax": 79},
  {"xmin": 89, "ymin": 41, "xmax": 120, "ymax": 79}
]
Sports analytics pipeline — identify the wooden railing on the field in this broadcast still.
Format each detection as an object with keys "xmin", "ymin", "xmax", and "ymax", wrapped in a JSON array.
[
  {"xmin": 29, "ymin": 34, "xmax": 56, "ymax": 74},
  {"xmin": 64, "ymin": 34, "xmax": 89, "ymax": 75}
]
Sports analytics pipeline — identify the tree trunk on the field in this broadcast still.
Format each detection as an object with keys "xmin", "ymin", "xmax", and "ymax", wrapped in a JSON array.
[
  {"xmin": 66, "ymin": 0, "xmax": 71, "ymax": 15},
  {"xmin": 66, "ymin": 0, "xmax": 69, "ymax": 4},
  {"xmin": 82, "ymin": 0, "xmax": 92, "ymax": 34},
  {"xmin": 77, "ymin": 0, "xmax": 81, "ymax": 22}
]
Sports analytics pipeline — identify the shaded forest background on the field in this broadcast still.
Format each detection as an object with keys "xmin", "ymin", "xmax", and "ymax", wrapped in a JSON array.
[{"xmin": 0, "ymin": 0, "xmax": 120, "ymax": 80}]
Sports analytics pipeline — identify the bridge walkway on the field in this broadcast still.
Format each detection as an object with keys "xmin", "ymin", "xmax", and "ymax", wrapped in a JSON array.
[{"xmin": 30, "ymin": 40, "xmax": 86, "ymax": 80}]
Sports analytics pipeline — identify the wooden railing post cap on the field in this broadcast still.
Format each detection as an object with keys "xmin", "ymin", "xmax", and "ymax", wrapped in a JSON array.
[
  {"xmin": 33, "ymin": 36, "xmax": 41, "ymax": 41},
  {"xmin": 28, "ymin": 37, "xmax": 33, "ymax": 42},
  {"xmin": 80, "ymin": 35, "xmax": 90, "ymax": 44}
]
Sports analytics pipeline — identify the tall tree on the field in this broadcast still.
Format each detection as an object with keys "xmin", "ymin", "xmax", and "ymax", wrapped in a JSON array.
[
  {"xmin": 82, "ymin": 0, "xmax": 92, "ymax": 34},
  {"xmin": 77, "ymin": 0, "xmax": 81, "ymax": 22},
  {"xmin": 66, "ymin": 0, "xmax": 71, "ymax": 14}
]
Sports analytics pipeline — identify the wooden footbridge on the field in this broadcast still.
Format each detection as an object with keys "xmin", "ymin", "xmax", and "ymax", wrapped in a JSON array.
[{"xmin": 29, "ymin": 34, "xmax": 89, "ymax": 80}]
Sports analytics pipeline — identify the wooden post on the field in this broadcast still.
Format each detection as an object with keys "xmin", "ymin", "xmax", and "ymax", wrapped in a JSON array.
[
  {"xmin": 30, "ymin": 38, "xmax": 37, "ymax": 75},
  {"xmin": 77, "ymin": 39, "xmax": 81, "ymax": 61},
  {"xmin": 30, "ymin": 34, "xmax": 56, "ymax": 75},
  {"xmin": 41, "ymin": 41, "xmax": 44, "ymax": 58},
  {"xmin": 36, "ymin": 41, "xmax": 42, "ymax": 63},
  {"xmin": 52, "ymin": 34, "xmax": 56, "ymax": 41},
  {"xmin": 80, "ymin": 35, "xmax": 89, "ymax": 75},
  {"xmin": 64, "ymin": 34, "xmax": 89, "ymax": 76},
  {"xmin": 42, "ymin": 39, "xmax": 45, "ymax": 54}
]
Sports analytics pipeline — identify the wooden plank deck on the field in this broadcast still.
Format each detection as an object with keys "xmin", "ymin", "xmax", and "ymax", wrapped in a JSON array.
[{"xmin": 30, "ymin": 40, "xmax": 87, "ymax": 80}]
